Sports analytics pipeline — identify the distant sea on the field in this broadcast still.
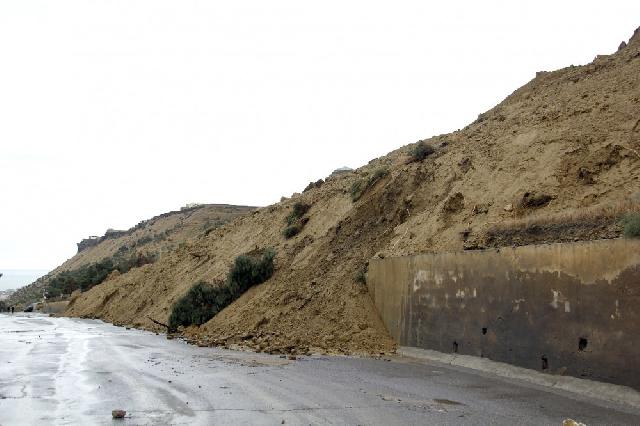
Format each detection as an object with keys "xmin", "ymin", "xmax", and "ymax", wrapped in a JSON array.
[{"xmin": 0, "ymin": 270, "xmax": 47, "ymax": 291}]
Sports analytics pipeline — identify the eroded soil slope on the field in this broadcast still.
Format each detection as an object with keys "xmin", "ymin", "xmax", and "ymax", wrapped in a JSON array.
[
  {"xmin": 65, "ymin": 30, "xmax": 640, "ymax": 355},
  {"xmin": 9, "ymin": 204, "xmax": 254, "ymax": 306}
]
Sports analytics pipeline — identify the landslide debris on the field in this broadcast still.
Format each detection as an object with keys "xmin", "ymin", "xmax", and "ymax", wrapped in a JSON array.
[
  {"xmin": 8, "ymin": 204, "xmax": 255, "ymax": 306},
  {"xmin": 64, "ymin": 28, "xmax": 640, "ymax": 355}
]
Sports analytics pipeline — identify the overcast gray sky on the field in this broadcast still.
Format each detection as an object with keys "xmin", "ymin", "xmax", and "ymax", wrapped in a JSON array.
[{"xmin": 1, "ymin": 1, "xmax": 638, "ymax": 271}]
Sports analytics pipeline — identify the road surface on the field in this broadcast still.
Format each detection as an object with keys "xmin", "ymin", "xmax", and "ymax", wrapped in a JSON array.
[{"xmin": 1, "ymin": 313, "xmax": 639, "ymax": 425}]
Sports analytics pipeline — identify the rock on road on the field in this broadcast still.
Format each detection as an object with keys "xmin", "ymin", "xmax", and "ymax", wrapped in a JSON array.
[{"xmin": 0, "ymin": 314, "xmax": 639, "ymax": 425}]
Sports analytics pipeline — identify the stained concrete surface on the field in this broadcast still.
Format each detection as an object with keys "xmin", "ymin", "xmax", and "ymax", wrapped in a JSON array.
[
  {"xmin": 1, "ymin": 314, "xmax": 639, "ymax": 425},
  {"xmin": 368, "ymin": 239, "xmax": 640, "ymax": 389}
]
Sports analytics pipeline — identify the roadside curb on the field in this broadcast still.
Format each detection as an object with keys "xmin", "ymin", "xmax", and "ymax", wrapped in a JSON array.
[{"xmin": 398, "ymin": 346, "xmax": 640, "ymax": 409}]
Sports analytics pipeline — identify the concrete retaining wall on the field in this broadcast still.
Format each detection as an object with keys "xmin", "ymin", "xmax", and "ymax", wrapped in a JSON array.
[{"xmin": 367, "ymin": 239, "xmax": 640, "ymax": 389}]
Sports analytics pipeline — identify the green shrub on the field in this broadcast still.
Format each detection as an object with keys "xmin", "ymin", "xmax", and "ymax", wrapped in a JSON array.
[
  {"xmin": 286, "ymin": 202, "xmax": 310, "ymax": 225},
  {"xmin": 46, "ymin": 252, "xmax": 157, "ymax": 298},
  {"xmin": 303, "ymin": 179, "xmax": 324, "ymax": 192},
  {"xmin": 350, "ymin": 167, "xmax": 389, "ymax": 202},
  {"xmin": 168, "ymin": 249, "xmax": 276, "ymax": 332},
  {"xmin": 621, "ymin": 213, "xmax": 640, "ymax": 238},
  {"xmin": 408, "ymin": 141, "xmax": 435, "ymax": 163},
  {"xmin": 350, "ymin": 179, "xmax": 366, "ymax": 202},
  {"xmin": 283, "ymin": 202, "xmax": 310, "ymax": 239},
  {"xmin": 115, "ymin": 252, "xmax": 157, "ymax": 274},
  {"xmin": 369, "ymin": 167, "xmax": 389, "ymax": 183},
  {"xmin": 283, "ymin": 224, "xmax": 302, "ymax": 239},
  {"xmin": 168, "ymin": 282, "xmax": 229, "ymax": 332},
  {"xmin": 133, "ymin": 235, "xmax": 153, "ymax": 247},
  {"xmin": 226, "ymin": 249, "xmax": 275, "ymax": 292},
  {"xmin": 355, "ymin": 269, "xmax": 367, "ymax": 285}
]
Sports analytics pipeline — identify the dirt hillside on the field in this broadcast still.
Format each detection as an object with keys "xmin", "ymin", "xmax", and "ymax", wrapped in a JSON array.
[
  {"xmin": 8, "ymin": 204, "xmax": 255, "ymax": 306},
  {"xmin": 64, "ymin": 28, "xmax": 640, "ymax": 355}
]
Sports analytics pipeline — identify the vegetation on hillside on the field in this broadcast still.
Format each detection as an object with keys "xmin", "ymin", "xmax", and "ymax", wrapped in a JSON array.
[
  {"xmin": 407, "ymin": 140, "xmax": 435, "ymax": 163},
  {"xmin": 47, "ymin": 252, "xmax": 156, "ymax": 298},
  {"xmin": 350, "ymin": 167, "xmax": 389, "ymax": 202},
  {"xmin": 9, "ymin": 204, "xmax": 256, "ymax": 307},
  {"xmin": 168, "ymin": 249, "xmax": 275, "ymax": 332},
  {"xmin": 282, "ymin": 202, "xmax": 310, "ymax": 239},
  {"xmin": 621, "ymin": 213, "xmax": 640, "ymax": 238}
]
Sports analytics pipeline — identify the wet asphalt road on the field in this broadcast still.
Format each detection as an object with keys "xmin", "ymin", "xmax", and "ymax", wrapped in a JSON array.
[{"xmin": 1, "ymin": 314, "xmax": 639, "ymax": 425}]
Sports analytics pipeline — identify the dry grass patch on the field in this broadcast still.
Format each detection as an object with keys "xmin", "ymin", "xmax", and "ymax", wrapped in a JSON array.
[{"xmin": 484, "ymin": 201, "xmax": 640, "ymax": 247}]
